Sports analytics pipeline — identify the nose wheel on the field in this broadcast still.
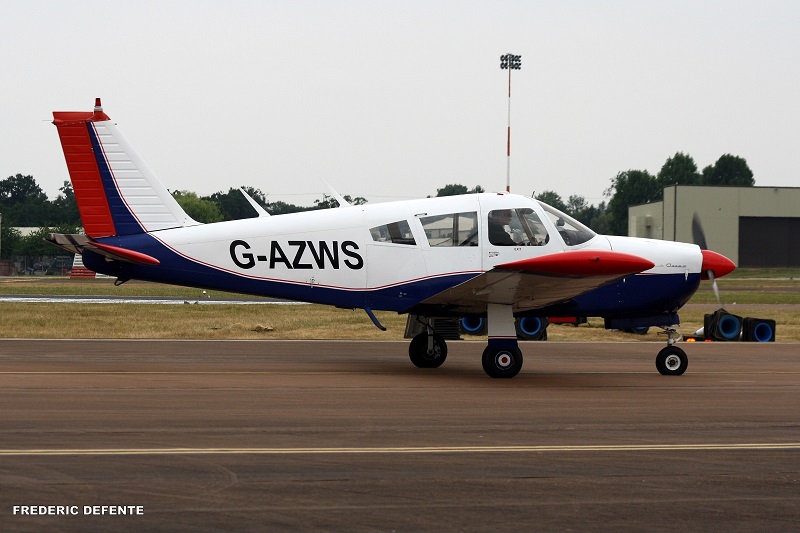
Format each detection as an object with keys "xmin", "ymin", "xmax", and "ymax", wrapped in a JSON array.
[
  {"xmin": 655, "ymin": 326, "xmax": 688, "ymax": 375},
  {"xmin": 655, "ymin": 346, "xmax": 688, "ymax": 375}
]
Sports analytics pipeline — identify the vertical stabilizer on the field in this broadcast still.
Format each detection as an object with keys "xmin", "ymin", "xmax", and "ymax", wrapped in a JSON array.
[{"xmin": 53, "ymin": 99, "xmax": 198, "ymax": 238}]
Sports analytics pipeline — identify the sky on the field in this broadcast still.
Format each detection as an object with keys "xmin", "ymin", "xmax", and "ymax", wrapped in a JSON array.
[{"xmin": 2, "ymin": 0, "xmax": 798, "ymax": 208}]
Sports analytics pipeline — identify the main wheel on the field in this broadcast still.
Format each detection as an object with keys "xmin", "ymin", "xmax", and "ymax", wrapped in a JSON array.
[
  {"xmin": 408, "ymin": 332, "xmax": 447, "ymax": 368},
  {"xmin": 481, "ymin": 346, "xmax": 523, "ymax": 378},
  {"xmin": 655, "ymin": 346, "xmax": 688, "ymax": 376}
]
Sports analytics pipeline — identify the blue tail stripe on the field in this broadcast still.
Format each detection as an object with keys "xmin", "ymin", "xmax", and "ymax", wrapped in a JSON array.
[{"xmin": 87, "ymin": 124, "xmax": 145, "ymax": 236}]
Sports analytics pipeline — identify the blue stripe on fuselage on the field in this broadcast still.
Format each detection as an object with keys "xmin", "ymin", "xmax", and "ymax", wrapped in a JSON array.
[
  {"xmin": 86, "ymin": 123, "xmax": 145, "ymax": 236},
  {"xmin": 80, "ymin": 233, "xmax": 478, "ymax": 311},
  {"xmin": 536, "ymin": 272, "xmax": 701, "ymax": 317},
  {"xmin": 82, "ymin": 233, "xmax": 701, "ymax": 316}
]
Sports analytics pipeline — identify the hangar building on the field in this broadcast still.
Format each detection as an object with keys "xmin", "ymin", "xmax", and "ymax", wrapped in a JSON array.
[{"xmin": 628, "ymin": 186, "xmax": 800, "ymax": 267}]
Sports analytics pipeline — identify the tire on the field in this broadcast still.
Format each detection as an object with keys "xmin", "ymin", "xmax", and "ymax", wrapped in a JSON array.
[
  {"xmin": 481, "ymin": 346, "xmax": 523, "ymax": 378},
  {"xmin": 408, "ymin": 332, "xmax": 447, "ymax": 368},
  {"xmin": 655, "ymin": 346, "xmax": 688, "ymax": 376}
]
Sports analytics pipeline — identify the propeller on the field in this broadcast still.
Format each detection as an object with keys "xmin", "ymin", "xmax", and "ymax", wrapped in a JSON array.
[
  {"xmin": 691, "ymin": 213, "xmax": 708, "ymax": 252},
  {"xmin": 692, "ymin": 213, "xmax": 728, "ymax": 305}
]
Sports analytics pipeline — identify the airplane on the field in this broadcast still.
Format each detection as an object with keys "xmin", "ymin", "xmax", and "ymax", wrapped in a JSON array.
[{"xmin": 48, "ymin": 99, "xmax": 736, "ymax": 379}]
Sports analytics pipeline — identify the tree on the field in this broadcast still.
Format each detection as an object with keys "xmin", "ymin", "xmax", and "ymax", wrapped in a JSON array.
[
  {"xmin": 172, "ymin": 191, "xmax": 224, "ymax": 223},
  {"xmin": 0, "ymin": 174, "xmax": 47, "ymax": 205},
  {"xmin": 19, "ymin": 225, "xmax": 78, "ymax": 258},
  {"xmin": 205, "ymin": 187, "xmax": 270, "ymax": 220},
  {"xmin": 657, "ymin": 152, "xmax": 701, "ymax": 188},
  {"xmin": 565, "ymin": 194, "xmax": 599, "ymax": 227},
  {"xmin": 534, "ymin": 190, "xmax": 567, "ymax": 212},
  {"xmin": 604, "ymin": 170, "xmax": 661, "ymax": 236},
  {"xmin": 436, "ymin": 184, "xmax": 469, "ymax": 197},
  {"xmin": 434, "ymin": 184, "xmax": 485, "ymax": 197},
  {"xmin": 50, "ymin": 181, "xmax": 80, "ymax": 225},
  {"xmin": 313, "ymin": 194, "xmax": 367, "ymax": 210},
  {"xmin": 261, "ymin": 200, "xmax": 301, "ymax": 215},
  {"xmin": 0, "ymin": 174, "xmax": 50, "ymax": 226},
  {"xmin": 587, "ymin": 201, "xmax": 611, "ymax": 234},
  {"xmin": 0, "ymin": 224, "xmax": 21, "ymax": 260},
  {"xmin": 701, "ymin": 154, "xmax": 755, "ymax": 186}
]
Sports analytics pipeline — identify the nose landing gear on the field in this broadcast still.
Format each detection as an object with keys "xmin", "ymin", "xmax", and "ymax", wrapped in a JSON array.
[{"xmin": 656, "ymin": 327, "xmax": 688, "ymax": 375}]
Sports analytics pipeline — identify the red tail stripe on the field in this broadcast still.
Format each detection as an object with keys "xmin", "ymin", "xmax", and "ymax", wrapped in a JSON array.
[{"xmin": 53, "ymin": 113, "xmax": 115, "ymax": 237}]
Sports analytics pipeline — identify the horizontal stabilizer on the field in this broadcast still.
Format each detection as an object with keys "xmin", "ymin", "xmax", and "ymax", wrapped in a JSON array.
[
  {"xmin": 87, "ymin": 242, "xmax": 160, "ymax": 265},
  {"xmin": 46, "ymin": 233, "xmax": 159, "ymax": 265},
  {"xmin": 46, "ymin": 233, "xmax": 90, "ymax": 255}
]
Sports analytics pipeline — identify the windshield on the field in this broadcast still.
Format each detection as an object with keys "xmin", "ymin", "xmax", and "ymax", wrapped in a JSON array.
[{"xmin": 538, "ymin": 202, "xmax": 596, "ymax": 246}]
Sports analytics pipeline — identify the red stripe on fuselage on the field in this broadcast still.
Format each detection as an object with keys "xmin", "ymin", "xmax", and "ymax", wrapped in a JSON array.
[{"xmin": 53, "ymin": 111, "xmax": 115, "ymax": 238}]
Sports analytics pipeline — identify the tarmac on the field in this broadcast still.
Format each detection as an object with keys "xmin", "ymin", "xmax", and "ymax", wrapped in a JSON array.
[{"xmin": 1, "ymin": 339, "xmax": 798, "ymax": 531}]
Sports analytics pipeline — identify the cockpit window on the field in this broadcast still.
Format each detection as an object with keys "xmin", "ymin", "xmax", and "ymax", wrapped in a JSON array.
[
  {"xmin": 488, "ymin": 208, "xmax": 549, "ymax": 246},
  {"xmin": 538, "ymin": 202, "xmax": 596, "ymax": 246},
  {"xmin": 420, "ymin": 212, "xmax": 479, "ymax": 247},
  {"xmin": 369, "ymin": 220, "xmax": 416, "ymax": 245}
]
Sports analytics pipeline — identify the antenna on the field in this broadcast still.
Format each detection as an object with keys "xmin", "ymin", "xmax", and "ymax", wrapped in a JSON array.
[{"xmin": 320, "ymin": 178, "xmax": 351, "ymax": 207}]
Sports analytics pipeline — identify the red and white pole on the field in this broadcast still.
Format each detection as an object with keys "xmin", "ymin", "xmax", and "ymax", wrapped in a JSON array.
[
  {"xmin": 500, "ymin": 54, "xmax": 521, "ymax": 193},
  {"xmin": 506, "ymin": 66, "xmax": 512, "ymax": 192}
]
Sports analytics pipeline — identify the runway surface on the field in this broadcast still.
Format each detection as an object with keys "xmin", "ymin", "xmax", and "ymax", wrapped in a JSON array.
[{"xmin": 1, "ymin": 339, "xmax": 799, "ymax": 531}]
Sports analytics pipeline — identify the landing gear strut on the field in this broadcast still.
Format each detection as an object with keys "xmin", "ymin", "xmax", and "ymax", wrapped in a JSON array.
[
  {"xmin": 656, "ymin": 327, "xmax": 688, "ymax": 375},
  {"xmin": 408, "ymin": 320, "xmax": 447, "ymax": 368},
  {"xmin": 482, "ymin": 304, "xmax": 524, "ymax": 378}
]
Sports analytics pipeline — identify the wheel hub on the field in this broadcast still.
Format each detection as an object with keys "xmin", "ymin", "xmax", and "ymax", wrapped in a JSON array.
[
  {"xmin": 665, "ymin": 354, "xmax": 681, "ymax": 371},
  {"xmin": 496, "ymin": 352, "xmax": 513, "ymax": 368}
]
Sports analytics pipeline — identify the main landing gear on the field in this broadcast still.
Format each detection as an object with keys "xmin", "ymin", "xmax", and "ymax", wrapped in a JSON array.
[
  {"xmin": 655, "ymin": 326, "xmax": 688, "ymax": 375},
  {"xmin": 408, "ymin": 304, "xmax": 525, "ymax": 379}
]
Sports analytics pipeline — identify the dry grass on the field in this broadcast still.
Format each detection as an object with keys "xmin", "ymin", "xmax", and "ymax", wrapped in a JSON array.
[
  {"xmin": 0, "ymin": 302, "xmax": 409, "ymax": 340},
  {"xmin": 1, "ymin": 302, "xmax": 797, "ymax": 342},
  {"xmin": 1, "ymin": 277, "xmax": 798, "ymax": 342}
]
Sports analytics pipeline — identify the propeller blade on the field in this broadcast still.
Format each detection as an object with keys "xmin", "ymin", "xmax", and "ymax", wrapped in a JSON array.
[
  {"xmin": 709, "ymin": 270, "xmax": 721, "ymax": 306},
  {"xmin": 692, "ymin": 213, "xmax": 708, "ymax": 250}
]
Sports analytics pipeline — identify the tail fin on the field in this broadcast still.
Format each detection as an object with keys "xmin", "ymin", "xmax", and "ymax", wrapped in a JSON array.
[{"xmin": 52, "ymin": 98, "xmax": 198, "ymax": 238}]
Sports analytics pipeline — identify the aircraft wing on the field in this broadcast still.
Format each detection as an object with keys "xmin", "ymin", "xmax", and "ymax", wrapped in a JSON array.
[{"xmin": 416, "ymin": 250, "xmax": 655, "ymax": 315}]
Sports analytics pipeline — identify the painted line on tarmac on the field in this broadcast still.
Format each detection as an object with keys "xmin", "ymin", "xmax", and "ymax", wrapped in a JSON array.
[
  {"xmin": 0, "ymin": 371, "xmax": 357, "ymax": 375},
  {"xmin": 2, "ymin": 443, "xmax": 800, "ymax": 456},
  {"xmin": 0, "ymin": 296, "xmax": 306, "ymax": 305},
  {"xmin": 3, "ymin": 370, "xmax": 799, "ymax": 376}
]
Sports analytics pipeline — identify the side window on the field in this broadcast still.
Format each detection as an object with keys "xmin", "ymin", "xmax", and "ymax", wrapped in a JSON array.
[
  {"xmin": 488, "ymin": 208, "xmax": 549, "ymax": 246},
  {"xmin": 420, "ymin": 212, "xmax": 479, "ymax": 247},
  {"xmin": 369, "ymin": 220, "xmax": 416, "ymax": 245}
]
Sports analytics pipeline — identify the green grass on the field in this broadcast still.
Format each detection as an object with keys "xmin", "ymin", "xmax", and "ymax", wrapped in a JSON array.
[{"xmin": 726, "ymin": 267, "xmax": 800, "ymax": 279}]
